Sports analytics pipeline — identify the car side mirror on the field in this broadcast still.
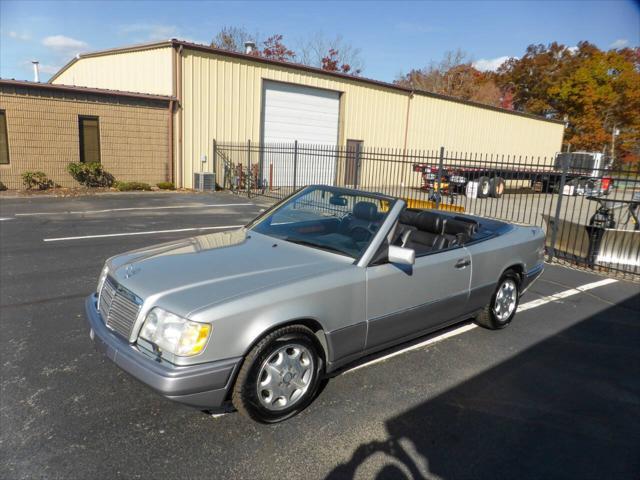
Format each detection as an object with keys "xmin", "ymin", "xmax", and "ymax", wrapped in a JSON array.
[{"xmin": 388, "ymin": 245, "xmax": 415, "ymax": 266}]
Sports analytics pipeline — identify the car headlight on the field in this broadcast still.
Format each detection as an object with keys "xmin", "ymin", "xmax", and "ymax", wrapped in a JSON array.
[
  {"xmin": 139, "ymin": 308, "xmax": 211, "ymax": 357},
  {"xmin": 97, "ymin": 264, "xmax": 109, "ymax": 293}
]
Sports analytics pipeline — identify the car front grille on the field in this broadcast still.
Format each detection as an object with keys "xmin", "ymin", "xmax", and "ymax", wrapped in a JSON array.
[{"xmin": 98, "ymin": 276, "xmax": 142, "ymax": 340}]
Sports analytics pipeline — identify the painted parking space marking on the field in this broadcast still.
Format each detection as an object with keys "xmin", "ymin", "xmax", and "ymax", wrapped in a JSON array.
[
  {"xmin": 517, "ymin": 278, "xmax": 617, "ymax": 311},
  {"xmin": 0, "ymin": 217, "xmax": 14, "ymax": 221},
  {"xmin": 17, "ymin": 203, "xmax": 255, "ymax": 216},
  {"xmin": 343, "ymin": 277, "xmax": 618, "ymax": 374},
  {"xmin": 345, "ymin": 323, "xmax": 479, "ymax": 374},
  {"xmin": 43, "ymin": 225, "xmax": 244, "ymax": 242}
]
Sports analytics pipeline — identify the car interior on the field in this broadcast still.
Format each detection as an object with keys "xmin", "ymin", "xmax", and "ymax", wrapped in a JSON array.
[
  {"xmin": 256, "ymin": 192, "xmax": 491, "ymax": 259},
  {"xmin": 254, "ymin": 197, "xmax": 388, "ymax": 258},
  {"xmin": 299, "ymin": 200, "xmax": 386, "ymax": 254},
  {"xmin": 392, "ymin": 208, "xmax": 480, "ymax": 255}
]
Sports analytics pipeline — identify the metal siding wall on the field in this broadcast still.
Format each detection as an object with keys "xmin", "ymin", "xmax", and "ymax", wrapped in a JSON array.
[
  {"xmin": 52, "ymin": 47, "xmax": 173, "ymax": 96},
  {"xmin": 180, "ymin": 49, "xmax": 564, "ymax": 188},
  {"xmin": 407, "ymin": 95, "xmax": 564, "ymax": 162}
]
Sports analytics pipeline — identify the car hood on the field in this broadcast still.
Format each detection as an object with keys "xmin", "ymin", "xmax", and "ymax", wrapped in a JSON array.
[{"xmin": 106, "ymin": 229, "xmax": 351, "ymax": 317}]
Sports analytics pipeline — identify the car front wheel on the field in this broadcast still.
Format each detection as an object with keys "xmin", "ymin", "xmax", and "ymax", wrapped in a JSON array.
[
  {"xmin": 232, "ymin": 325, "xmax": 323, "ymax": 423},
  {"xmin": 475, "ymin": 272, "xmax": 520, "ymax": 329}
]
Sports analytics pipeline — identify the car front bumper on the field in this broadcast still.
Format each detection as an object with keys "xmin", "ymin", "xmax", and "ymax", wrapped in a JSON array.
[{"xmin": 85, "ymin": 294, "xmax": 241, "ymax": 409}]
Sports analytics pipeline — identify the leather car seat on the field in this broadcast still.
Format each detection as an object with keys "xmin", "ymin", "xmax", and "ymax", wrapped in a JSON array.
[{"xmin": 404, "ymin": 211, "xmax": 448, "ymax": 252}]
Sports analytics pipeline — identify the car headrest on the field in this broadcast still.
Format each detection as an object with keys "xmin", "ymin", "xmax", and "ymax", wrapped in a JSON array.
[
  {"xmin": 353, "ymin": 201, "xmax": 379, "ymax": 221},
  {"xmin": 416, "ymin": 211, "xmax": 445, "ymax": 234},
  {"xmin": 399, "ymin": 210, "xmax": 420, "ymax": 226},
  {"xmin": 454, "ymin": 216, "xmax": 479, "ymax": 233},
  {"xmin": 444, "ymin": 218, "xmax": 474, "ymax": 237}
]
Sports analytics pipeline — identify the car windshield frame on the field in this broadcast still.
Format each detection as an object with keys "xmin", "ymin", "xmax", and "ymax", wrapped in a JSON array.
[{"xmin": 247, "ymin": 186, "xmax": 398, "ymax": 261}]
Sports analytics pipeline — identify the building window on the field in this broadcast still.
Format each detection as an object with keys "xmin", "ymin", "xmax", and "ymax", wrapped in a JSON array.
[
  {"xmin": 0, "ymin": 111, "xmax": 9, "ymax": 165},
  {"xmin": 79, "ymin": 116, "xmax": 101, "ymax": 163}
]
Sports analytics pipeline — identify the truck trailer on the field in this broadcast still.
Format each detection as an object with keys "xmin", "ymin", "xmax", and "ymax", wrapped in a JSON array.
[{"xmin": 413, "ymin": 151, "xmax": 613, "ymax": 199}]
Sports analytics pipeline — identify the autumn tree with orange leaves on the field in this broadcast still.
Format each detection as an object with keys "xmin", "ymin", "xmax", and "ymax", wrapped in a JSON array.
[
  {"xmin": 259, "ymin": 35, "xmax": 296, "ymax": 62},
  {"xmin": 496, "ymin": 42, "xmax": 640, "ymax": 165}
]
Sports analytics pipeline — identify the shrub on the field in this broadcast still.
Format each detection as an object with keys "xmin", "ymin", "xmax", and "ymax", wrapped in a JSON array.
[
  {"xmin": 156, "ymin": 181, "xmax": 175, "ymax": 190},
  {"xmin": 67, "ymin": 162, "xmax": 115, "ymax": 187},
  {"xmin": 0, "ymin": 181, "xmax": 7, "ymax": 191},
  {"xmin": 22, "ymin": 171, "xmax": 54, "ymax": 190},
  {"xmin": 114, "ymin": 181, "xmax": 152, "ymax": 191}
]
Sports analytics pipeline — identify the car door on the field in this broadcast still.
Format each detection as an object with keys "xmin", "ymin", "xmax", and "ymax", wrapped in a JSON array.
[{"xmin": 365, "ymin": 246, "xmax": 472, "ymax": 349}]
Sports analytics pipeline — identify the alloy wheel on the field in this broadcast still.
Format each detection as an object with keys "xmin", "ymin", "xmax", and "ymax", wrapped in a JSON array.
[
  {"xmin": 493, "ymin": 278, "xmax": 517, "ymax": 321},
  {"xmin": 256, "ymin": 343, "xmax": 315, "ymax": 411}
]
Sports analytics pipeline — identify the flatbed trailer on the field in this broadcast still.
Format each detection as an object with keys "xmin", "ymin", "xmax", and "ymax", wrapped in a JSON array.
[{"xmin": 413, "ymin": 151, "xmax": 613, "ymax": 199}]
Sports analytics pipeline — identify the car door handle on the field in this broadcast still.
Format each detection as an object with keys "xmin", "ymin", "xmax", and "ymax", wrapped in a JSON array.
[{"xmin": 455, "ymin": 259, "xmax": 471, "ymax": 269}]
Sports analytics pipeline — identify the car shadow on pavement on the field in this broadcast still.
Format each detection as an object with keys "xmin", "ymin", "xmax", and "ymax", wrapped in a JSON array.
[{"xmin": 326, "ymin": 294, "xmax": 640, "ymax": 480}]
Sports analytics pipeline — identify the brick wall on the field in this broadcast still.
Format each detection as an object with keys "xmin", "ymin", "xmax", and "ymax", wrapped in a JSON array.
[{"xmin": 0, "ymin": 85, "xmax": 170, "ymax": 189}]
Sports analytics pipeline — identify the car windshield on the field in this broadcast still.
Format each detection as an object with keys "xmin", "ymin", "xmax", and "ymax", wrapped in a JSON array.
[{"xmin": 250, "ymin": 186, "xmax": 396, "ymax": 259}]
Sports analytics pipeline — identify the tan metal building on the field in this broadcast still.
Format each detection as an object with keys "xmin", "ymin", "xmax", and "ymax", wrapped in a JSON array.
[
  {"xmin": 0, "ymin": 80, "xmax": 173, "ymax": 189},
  {"xmin": 51, "ymin": 39, "xmax": 565, "ymax": 189}
]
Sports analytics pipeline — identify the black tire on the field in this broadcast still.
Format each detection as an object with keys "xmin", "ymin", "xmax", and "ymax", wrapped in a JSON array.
[
  {"xmin": 477, "ymin": 176, "xmax": 491, "ymax": 198},
  {"xmin": 232, "ymin": 325, "xmax": 323, "ymax": 423},
  {"xmin": 474, "ymin": 271, "xmax": 520, "ymax": 330},
  {"xmin": 489, "ymin": 177, "xmax": 505, "ymax": 198}
]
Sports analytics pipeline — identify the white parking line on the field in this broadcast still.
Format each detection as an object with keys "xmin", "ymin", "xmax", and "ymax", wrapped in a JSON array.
[
  {"xmin": 345, "ymin": 323, "xmax": 478, "ymax": 374},
  {"xmin": 0, "ymin": 217, "xmax": 14, "ymax": 221},
  {"xmin": 343, "ymin": 277, "xmax": 618, "ymax": 374},
  {"xmin": 517, "ymin": 278, "xmax": 617, "ymax": 311},
  {"xmin": 17, "ymin": 203, "xmax": 255, "ymax": 216},
  {"xmin": 43, "ymin": 225, "xmax": 243, "ymax": 242}
]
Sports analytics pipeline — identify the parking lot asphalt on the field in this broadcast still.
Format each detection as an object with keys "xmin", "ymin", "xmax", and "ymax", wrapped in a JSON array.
[{"xmin": 1, "ymin": 192, "xmax": 639, "ymax": 480}]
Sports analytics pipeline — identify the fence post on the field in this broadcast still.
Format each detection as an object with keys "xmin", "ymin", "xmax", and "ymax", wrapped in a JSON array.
[
  {"xmin": 436, "ymin": 146, "xmax": 445, "ymax": 209},
  {"xmin": 548, "ymin": 155, "xmax": 569, "ymax": 261},
  {"xmin": 293, "ymin": 140, "xmax": 298, "ymax": 191},
  {"xmin": 246, "ymin": 139, "xmax": 251, "ymax": 198},
  {"xmin": 212, "ymin": 139, "xmax": 217, "ymax": 190},
  {"xmin": 354, "ymin": 142, "xmax": 362, "ymax": 188}
]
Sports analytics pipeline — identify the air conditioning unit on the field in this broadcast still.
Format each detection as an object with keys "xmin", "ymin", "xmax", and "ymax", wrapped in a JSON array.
[{"xmin": 194, "ymin": 172, "xmax": 216, "ymax": 192}]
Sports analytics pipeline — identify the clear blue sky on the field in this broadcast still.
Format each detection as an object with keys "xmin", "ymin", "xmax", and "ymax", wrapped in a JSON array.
[{"xmin": 1, "ymin": 0, "xmax": 639, "ymax": 83}]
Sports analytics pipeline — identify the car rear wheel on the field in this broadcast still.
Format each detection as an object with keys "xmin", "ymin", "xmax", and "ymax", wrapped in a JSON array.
[
  {"xmin": 232, "ymin": 325, "xmax": 323, "ymax": 423},
  {"xmin": 474, "ymin": 271, "xmax": 520, "ymax": 329}
]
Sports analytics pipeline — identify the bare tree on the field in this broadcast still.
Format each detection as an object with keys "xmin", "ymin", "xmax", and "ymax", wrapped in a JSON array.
[
  {"xmin": 298, "ymin": 33, "xmax": 364, "ymax": 74},
  {"xmin": 396, "ymin": 49, "xmax": 502, "ymax": 107},
  {"xmin": 211, "ymin": 26, "xmax": 257, "ymax": 53},
  {"xmin": 210, "ymin": 28, "xmax": 364, "ymax": 75},
  {"xmin": 397, "ymin": 49, "xmax": 469, "ymax": 93}
]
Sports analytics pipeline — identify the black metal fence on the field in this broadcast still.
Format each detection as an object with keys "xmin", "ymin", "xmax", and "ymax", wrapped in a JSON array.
[{"xmin": 214, "ymin": 141, "xmax": 640, "ymax": 280}]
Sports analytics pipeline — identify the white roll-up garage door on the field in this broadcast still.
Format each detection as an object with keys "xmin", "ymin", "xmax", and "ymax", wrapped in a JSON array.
[{"xmin": 262, "ymin": 81, "xmax": 340, "ymax": 186}]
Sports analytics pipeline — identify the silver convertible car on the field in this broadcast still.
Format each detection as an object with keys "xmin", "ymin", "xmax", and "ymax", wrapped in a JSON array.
[{"xmin": 86, "ymin": 185, "xmax": 544, "ymax": 423}]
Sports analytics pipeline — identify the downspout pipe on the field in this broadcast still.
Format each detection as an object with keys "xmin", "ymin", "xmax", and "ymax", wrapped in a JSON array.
[
  {"xmin": 176, "ymin": 45, "xmax": 184, "ymax": 189},
  {"xmin": 167, "ymin": 99, "xmax": 174, "ymax": 184},
  {"xmin": 402, "ymin": 90, "xmax": 414, "ymax": 157}
]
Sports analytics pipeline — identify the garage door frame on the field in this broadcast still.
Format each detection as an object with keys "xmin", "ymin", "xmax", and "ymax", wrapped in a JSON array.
[{"xmin": 259, "ymin": 79, "xmax": 342, "ymax": 187}]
